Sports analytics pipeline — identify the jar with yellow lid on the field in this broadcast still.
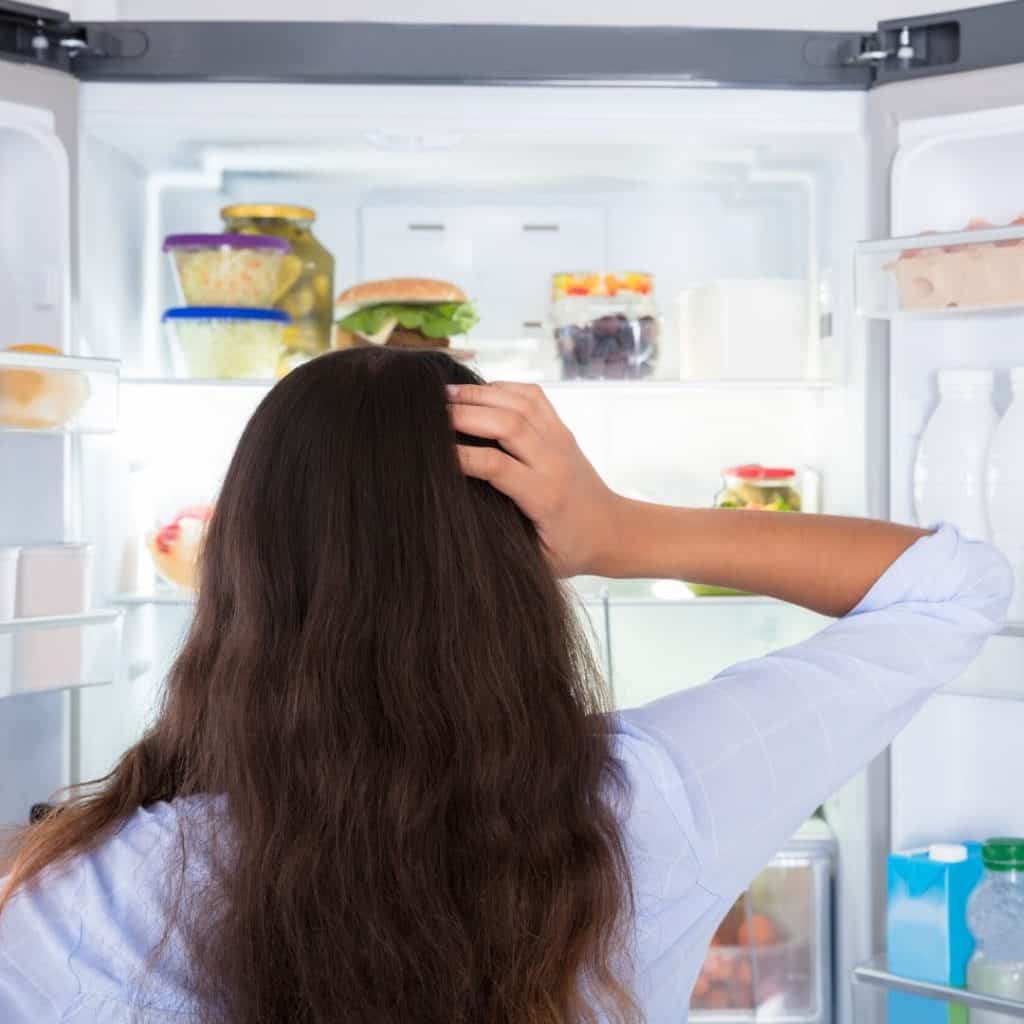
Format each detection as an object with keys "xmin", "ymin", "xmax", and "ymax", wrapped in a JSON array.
[{"xmin": 221, "ymin": 204, "xmax": 335, "ymax": 356}]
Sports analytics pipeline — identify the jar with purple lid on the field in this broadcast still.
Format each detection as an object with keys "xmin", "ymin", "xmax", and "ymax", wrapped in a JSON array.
[
  {"xmin": 551, "ymin": 272, "xmax": 659, "ymax": 380},
  {"xmin": 163, "ymin": 233, "xmax": 291, "ymax": 308}
]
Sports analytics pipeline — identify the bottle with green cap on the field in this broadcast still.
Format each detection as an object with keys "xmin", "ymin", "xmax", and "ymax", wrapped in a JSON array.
[{"xmin": 966, "ymin": 838, "xmax": 1024, "ymax": 1022}]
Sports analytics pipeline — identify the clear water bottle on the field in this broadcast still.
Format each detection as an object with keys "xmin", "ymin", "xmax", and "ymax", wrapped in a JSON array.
[
  {"xmin": 986, "ymin": 367, "xmax": 1024, "ymax": 619},
  {"xmin": 914, "ymin": 369, "xmax": 996, "ymax": 539},
  {"xmin": 966, "ymin": 838, "xmax": 1024, "ymax": 1023}
]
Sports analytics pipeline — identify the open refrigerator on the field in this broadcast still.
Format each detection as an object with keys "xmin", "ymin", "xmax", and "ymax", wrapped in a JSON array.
[{"xmin": 4, "ymin": 3, "xmax": 1024, "ymax": 1021}]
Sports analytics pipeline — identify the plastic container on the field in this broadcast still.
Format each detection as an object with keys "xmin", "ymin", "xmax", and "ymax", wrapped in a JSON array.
[
  {"xmin": 0, "ymin": 344, "xmax": 91, "ymax": 430},
  {"xmin": 676, "ymin": 279, "xmax": 810, "ymax": 380},
  {"xmin": 14, "ymin": 543, "xmax": 92, "ymax": 691},
  {"xmin": 163, "ymin": 307, "xmax": 289, "ymax": 379},
  {"xmin": 887, "ymin": 842, "xmax": 984, "ymax": 1024},
  {"xmin": 164, "ymin": 233, "xmax": 290, "ymax": 308},
  {"xmin": 986, "ymin": 367, "xmax": 1024, "ymax": 620},
  {"xmin": 221, "ymin": 204, "xmax": 335, "ymax": 356},
  {"xmin": 551, "ymin": 272, "xmax": 658, "ymax": 379},
  {"xmin": 146, "ymin": 505, "xmax": 213, "ymax": 592},
  {"xmin": 0, "ymin": 547, "xmax": 17, "ymax": 621},
  {"xmin": 967, "ymin": 838, "xmax": 1024, "ymax": 1023},
  {"xmin": 914, "ymin": 370, "xmax": 996, "ymax": 540}
]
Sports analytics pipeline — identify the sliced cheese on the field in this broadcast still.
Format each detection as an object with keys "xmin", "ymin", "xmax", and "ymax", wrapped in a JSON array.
[{"xmin": 356, "ymin": 318, "xmax": 399, "ymax": 346}]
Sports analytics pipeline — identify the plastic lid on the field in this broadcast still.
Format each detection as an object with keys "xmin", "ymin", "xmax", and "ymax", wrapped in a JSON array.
[
  {"xmin": 928, "ymin": 843, "xmax": 969, "ymax": 864},
  {"xmin": 724, "ymin": 464, "xmax": 797, "ymax": 481},
  {"xmin": 162, "ymin": 307, "xmax": 290, "ymax": 322},
  {"xmin": 937, "ymin": 369, "xmax": 994, "ymax": 394},
  {"xmin": 162, "ymin": 233, "xmax": 290, "ymax": 252},
  {"xmin": 221, "ymin": 203, "xmax": 315, "ymax": 222},
  {"xmin": 982, "ymin": 838, "xmax": 1024, "ymax": 871}
]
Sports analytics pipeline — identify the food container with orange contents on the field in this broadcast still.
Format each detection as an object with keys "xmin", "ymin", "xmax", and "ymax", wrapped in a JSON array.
[
  {"xmin": 164, "ymin": 233, "xmax": 290, "ymax": 308},
  {"xmin": 551, "ymin": 272, "xmax": 658, "ymax": 379}
]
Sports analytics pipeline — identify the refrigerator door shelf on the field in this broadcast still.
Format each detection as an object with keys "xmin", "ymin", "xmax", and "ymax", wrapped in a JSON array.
[
  {"xmin": 852, "ymin": 955, "xmax": 1024, "ymax": 1020},
  {"xmin": 0, "ymin": 351, "xmax": 119, "ymax": 434},
  {"xmin": 856, "ymin": 223, "xmax": 1024, "ymax": 320},
  {"xmin": 0, "ymin": 608, "xmax": 123, "ymax": 698}
]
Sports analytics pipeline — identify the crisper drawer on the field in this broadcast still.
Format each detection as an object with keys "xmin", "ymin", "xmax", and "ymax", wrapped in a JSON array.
[{"xmin": 691, "ymin": 832, "xmax": 834, "ymax": 1024}]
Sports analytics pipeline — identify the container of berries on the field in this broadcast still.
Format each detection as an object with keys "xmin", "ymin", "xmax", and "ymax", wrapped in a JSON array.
[{"xmin": 551, "ymin": 272, "xmax": 658, "ymax": 380}]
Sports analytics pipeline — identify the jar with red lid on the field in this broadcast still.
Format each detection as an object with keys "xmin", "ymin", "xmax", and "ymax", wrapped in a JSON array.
[{"xmin": 716, "ymin": 465, "xmax": 802, "ymax": 512}]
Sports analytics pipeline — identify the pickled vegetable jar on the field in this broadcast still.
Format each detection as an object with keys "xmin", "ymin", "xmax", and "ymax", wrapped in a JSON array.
[
  {"xmin": 221, "ymin": 204, "xmax": 334, "ymax": 355},
  {"xmin": 716, "ymin": 465, "xmax": 802, "ymax": 511},
  {"xmin": 687, "ymin": 465, "xmax": 802, "ymax": 597},
  {"xmin": 551, "ymin": 272, "xmax": 658, "ymax": 379}
]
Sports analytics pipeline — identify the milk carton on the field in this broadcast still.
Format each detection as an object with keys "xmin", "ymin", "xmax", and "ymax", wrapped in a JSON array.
[{"xmin": 887, "ymin": 842, "xmax": 984, "ymax": 1024}]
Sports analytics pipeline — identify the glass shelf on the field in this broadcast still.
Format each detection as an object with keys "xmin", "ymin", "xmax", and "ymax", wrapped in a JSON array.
[
  {"xmin": 112, "ymin": 589, "xmax": 193, "ymax": 606},
  {"xmin": 0, "ymin": 609, "xmax": 124, "ymax": 698},
  {"xmin": 856, "ymin": 223, "xmax": 1024, "ymax": 320},
  {"xmin": 0, "ymin": 351, "xmax": 119, "ymax": 434},
  {"xmin": 853, "ymin": 955, "xmax": 1024, "ymax": 1019},
  {"xmin": 121, "ymin": 375, "xmax": 831, "ymax": 394}
]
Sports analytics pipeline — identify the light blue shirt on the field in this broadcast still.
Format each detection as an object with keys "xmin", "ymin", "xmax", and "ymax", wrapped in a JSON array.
[{"xmin": 0, "ymin": 526, "xmax": 1012, "ymax": 1022}]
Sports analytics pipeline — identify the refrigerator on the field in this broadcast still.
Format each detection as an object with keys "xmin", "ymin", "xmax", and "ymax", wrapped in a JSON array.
[{"xmin": 4, "ymin": 3, "xmax": 1024, "ymax": 1020}]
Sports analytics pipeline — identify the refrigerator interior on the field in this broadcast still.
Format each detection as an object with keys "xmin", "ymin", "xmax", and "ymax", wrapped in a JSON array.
[{"xmin": 4, "ymin": 79, "xmax": 880, "ymax": 1022}]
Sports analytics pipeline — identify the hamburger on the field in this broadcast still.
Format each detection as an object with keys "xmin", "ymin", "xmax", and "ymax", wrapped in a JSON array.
[{"xmin": 333, "ymin": 278, "xmax": 478, "ymax": 353}]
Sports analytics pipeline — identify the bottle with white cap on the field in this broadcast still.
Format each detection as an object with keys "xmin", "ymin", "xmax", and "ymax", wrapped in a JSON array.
[
  {"xmin": 914, "ymin": 369, "xmax": 996, "ymax": 540},
  {"xmin": 986, "ymin": 368, "xmax": 1024, "ymax": 620}
]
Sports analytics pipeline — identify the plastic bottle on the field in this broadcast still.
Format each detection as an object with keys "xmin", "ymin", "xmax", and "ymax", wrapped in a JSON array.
[
  {"xmin": 986, "ymin": 367, "xmax": 1024, "ymax": 619},
  {"xmin": 913, "ymin": 369, "xmax": 996, "ymax": 540},
  {"xmin": 966, "ymin": 838, "xmax": 1024, "ymax": 1023}
]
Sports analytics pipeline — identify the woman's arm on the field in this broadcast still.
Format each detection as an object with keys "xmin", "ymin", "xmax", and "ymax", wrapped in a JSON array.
[{"xmin": 448, "ymin": 381, "xmax": 924, "ymax": 614}]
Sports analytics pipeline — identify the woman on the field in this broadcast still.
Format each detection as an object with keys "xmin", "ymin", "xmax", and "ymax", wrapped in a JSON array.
[{"xmin": 0, "ymin": 347, "xmax": 1011, "ymax": 1023}]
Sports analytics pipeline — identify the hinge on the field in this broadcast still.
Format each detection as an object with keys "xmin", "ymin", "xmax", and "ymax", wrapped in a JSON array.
[
  {"xmin": 842, "ymin": 25, "xmax": 917, "ymax": 73},
  {"xmin": 0, "ymin": 2, "xmax": 125, "ymax": 72}
]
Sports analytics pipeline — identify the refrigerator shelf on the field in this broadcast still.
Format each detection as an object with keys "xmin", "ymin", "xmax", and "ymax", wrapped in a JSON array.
[
  {"xmin": 121, "ymin": 375, "xmax": 832, "ymax": 394},
  {"xmin": 852, "ymin": 955, "xmax": 1024, "ymax": 1018},
  {"xmin": 0, "ymin": 351, "xmax": 119, "ymax": 434},
  {"xmin": 112, "ymin": 589, "xmax": 192, "ymax": 606},
  {"xmin": 0, "ymin": 609, "xmax": 124, "ymax": 699},
  {"xmin": 856, "ymin": 223, "xmax": 1024, "ymax": 320}
]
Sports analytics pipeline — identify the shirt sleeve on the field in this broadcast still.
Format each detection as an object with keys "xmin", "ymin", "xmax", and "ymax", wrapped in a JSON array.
[{"xmin": 618, "ymin": 524, "xmax": 1013, "ymax": 900}]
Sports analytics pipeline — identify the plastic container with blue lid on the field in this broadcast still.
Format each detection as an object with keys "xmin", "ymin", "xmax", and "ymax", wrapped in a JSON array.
[{"xmin": 163, "ymin": 307, "xmax": 290, "ymax": 380}]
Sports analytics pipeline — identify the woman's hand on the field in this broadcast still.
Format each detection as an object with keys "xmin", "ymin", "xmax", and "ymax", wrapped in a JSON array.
[{"xmin": 448, "ymin": 382, "xmax": 621, "ymax": 578}]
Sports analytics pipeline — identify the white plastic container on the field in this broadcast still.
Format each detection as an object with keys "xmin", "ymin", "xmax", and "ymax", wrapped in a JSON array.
[
  {"xmin": 0, "ymin": 546, "xmax": 17, "ymax": 621},
  {"xmin": 13, "ymin": 543, "xmax": 93, "ymax": 692},
  {"xmin": 676, "ymin": 279, "xmax": 809, "ymax": 380},
  {"xmin": 913, "ymin": 369, "xmax": 996, "ymax": 540},
  {"xmin": 986, "ymin": 367, "xmax": 1024, "ymax": 620},
  {"xmin": 0, "ymin": 547, "xmax": 17, "ymax": 695}
]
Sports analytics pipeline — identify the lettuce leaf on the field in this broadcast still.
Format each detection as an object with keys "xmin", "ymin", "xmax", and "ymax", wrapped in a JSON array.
[{"xmin": 337, "ymin": 302, "xmax": 478, "ymax": 340}]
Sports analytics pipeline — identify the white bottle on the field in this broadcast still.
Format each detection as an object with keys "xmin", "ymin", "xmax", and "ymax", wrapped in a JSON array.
[
  {"xmin": 986, "ymin": 367, "xmax": 1024, "ymax": 620},
  {"xmin": 913, "ymin": 369, "xmax": 996, "ymax": 540}
]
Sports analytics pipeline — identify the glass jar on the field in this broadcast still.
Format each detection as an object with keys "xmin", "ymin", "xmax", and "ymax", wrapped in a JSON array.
[
  {"xmin": 221, "ymin": 204, "xmax": 335, "ymax": 356},
  {"xmin": 716, "ymin": 465, "xmax": 802, "ymax": 512},
  {"xmin": 551, "ymin": 272, "xmax": 658, "ymax": 379}
]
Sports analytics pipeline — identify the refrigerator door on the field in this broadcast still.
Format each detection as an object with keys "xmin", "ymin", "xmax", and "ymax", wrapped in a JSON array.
[
  {"xmin": 0, "ymin": 21, "xmax": 85, "ymax": 827},
  {"xmin": 863, "ymin": 22, "xmax": 1024, "ymax": 1024}
]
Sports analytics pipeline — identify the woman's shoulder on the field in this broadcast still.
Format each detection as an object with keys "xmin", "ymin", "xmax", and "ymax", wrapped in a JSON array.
[{"xmin": 0, "ymin": 797, "xmax": 212, "ymax": 1022}]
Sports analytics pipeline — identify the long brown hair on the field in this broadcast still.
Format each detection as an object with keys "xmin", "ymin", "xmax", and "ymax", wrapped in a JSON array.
[{"xmin": 1, "ymin": 348, "xmax": 635, "ymax": 1023}]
